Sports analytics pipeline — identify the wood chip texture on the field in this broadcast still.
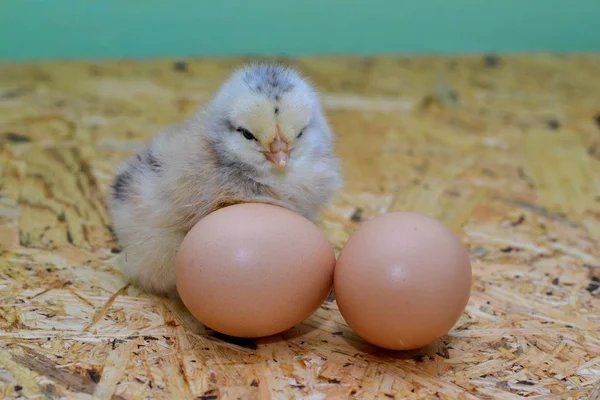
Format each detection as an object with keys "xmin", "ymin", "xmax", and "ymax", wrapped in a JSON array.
[{"xmin": 0, "ymin": 54, "xmax": 599, "ymax": 399}]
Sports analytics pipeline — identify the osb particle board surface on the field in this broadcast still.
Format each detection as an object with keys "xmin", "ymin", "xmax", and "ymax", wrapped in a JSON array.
[{"xmin": 0, "ymin": 54, "xmax": 599, "ymax": 399}]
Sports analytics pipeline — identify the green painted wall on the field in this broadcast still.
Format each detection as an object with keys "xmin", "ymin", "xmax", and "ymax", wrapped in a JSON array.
[{"xmin": 1, "ymin": 0, "xmax": 598, "ymax": 60}]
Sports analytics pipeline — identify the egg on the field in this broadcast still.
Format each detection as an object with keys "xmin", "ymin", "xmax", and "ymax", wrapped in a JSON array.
[
  {"xmin": 333, "ymin": 212, "xmax": 472, "ymax": 350},
  {"xmin": 174, "ymin": 203, "xmax": 336, "ymax": 338}
]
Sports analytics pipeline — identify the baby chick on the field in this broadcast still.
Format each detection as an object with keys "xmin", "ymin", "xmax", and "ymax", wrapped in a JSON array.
[{"xmin": 107, "ymin": 63, "xmax": 344, "ymax": 296}]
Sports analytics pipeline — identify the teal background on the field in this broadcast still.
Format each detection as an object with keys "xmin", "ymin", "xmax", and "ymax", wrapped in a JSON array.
[{"xmin": 1, "ymin": 0, "xmax": 599, "ymax": 60}]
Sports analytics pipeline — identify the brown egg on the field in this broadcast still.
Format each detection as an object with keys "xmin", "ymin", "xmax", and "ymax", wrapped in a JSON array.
[
  {"xmin": 174, "ymin": 203, "xmax": 335, "ymax": 338},
  {"xmin": 334, "ymin": 212, "xmax": 472, "ymax": 350}
]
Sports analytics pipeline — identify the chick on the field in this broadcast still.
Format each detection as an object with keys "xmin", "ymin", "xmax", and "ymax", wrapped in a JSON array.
[{"xmin": 107, "ymin": 63, "xmax": 344, "ymax": 296}]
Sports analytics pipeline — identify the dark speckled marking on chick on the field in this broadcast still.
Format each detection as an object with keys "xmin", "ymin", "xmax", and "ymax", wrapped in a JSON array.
[
  {"xmin": 136, "ymin": 149, "xmax": 162, "ymax": 173},
  {"xmin": 244, "ymin": 64, "xmax": 295, "ymax": 100},
  {"xmin": 111, "ymin": 169, "xmax": 133, "ymax": 201}
]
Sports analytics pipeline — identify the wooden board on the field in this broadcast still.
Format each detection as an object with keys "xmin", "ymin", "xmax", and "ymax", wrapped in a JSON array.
[{"xmin": 0, "ymin": 54, "xmax": 599, "ymax": 399}]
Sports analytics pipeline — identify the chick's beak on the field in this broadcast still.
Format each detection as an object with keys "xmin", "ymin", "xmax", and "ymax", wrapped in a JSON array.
[
  {"xmin": 265, "ymin": 151, "xmax": 289, "ymax": 169},
  {"xmin": 265, "ymin": 131, "xmax": 289, "ymax": 170}
]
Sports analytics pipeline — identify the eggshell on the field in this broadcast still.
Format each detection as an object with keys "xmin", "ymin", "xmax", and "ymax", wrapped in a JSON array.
[
  {"xmin": 334, "ymin": 212, "xmax": 472, "ymax": 350},
  {"xmin": 175, "ymin": 203, "xmax": 335, "ymax": 338}
]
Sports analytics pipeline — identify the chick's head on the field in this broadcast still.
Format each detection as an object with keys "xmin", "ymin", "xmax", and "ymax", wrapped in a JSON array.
[{"xmin": 204, "ymin": 63, "xmax": 332, "ymax": 173}]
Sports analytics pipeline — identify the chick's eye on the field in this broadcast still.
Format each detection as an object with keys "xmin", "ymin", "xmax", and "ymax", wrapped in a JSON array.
[
  {"xmin": 236, "ymin": 127, "xmax": 257, "ymax": 141},
  {"xmin": 297, "ymin": 130, "xmax": 304, "ymax": 139}
]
